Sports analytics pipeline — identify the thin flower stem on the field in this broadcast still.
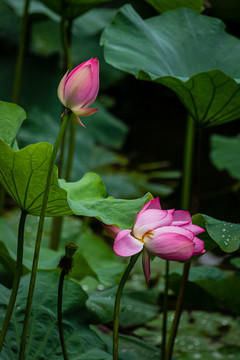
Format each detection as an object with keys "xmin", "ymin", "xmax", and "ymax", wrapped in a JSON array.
[
  {"xmin": 165, "ymin": 262, "xmax": 191, "ymax": 360},
  {"xmin": 165, "ymin": 114, "xmax": 200, "ymax": 360},
  {"xmin": 113, "ymin": 253, "xmax": 141, "ymax": 360},
  {"xmin": 49, "ymin": 14, "xmax": 74, "ymax": 251},
  {"xmin": 12, "ymin": 0, "xmax": 31, "ymax": 103},
  {"xmin": 18, "ymin": 112, "xmax": 71, "ymax": 360},
  {"xmin": 60, "ymin": 15, "xmax": 73, "ymax": 71},
  {"xmin": 57, "ymin": 243, "xmax": 77, "ymax": 360},
  {"xmin": 58, "ymin": 269, "xmax": 69, "ymax": 360},
  {"xmin": 181, "ymin": 115, "xmax": 195, "ymax": 211},
  {"xmin": 161, "ymin": 260, "xmax": 169, "ymax": 360},
  {"xmin": 61, "ymin": 15, "xmax": 75, "ymax": 183},
  {"xmin": 0, "ymin": 211, "xmax": 27, "ymax": 353},
  {"xmin": 50, "ymin": 217, "xmax": 64, "ymax": 250},
  {"xmin": 0, "ymin": 185, "xmax": 4, "ymax": 216},
  {"xmin": 0, "ymin": 0, "xmax": 31, "ymax": 215}
]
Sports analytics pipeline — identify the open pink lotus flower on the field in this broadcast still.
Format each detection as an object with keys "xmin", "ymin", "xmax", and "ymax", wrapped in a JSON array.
[
  {"xmin": 103, "ymin": 198, "xmax": 205, "ymax": 282},
  {"xmin": 57, "ymin": 58, "xmax": 99, "ymax": 127}
]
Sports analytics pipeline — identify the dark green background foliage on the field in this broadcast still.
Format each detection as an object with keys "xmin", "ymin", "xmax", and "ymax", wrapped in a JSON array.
[{"xmin": 1, "ymin": 1, "xmax": 240, "ymax": 359}]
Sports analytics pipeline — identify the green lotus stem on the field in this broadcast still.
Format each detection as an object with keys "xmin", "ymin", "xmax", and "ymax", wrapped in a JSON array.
[
  {"xmin": 60, "ymin": 14, "xmax": 73, "ymax": 72},
  {"xmin": 181, "ymin": 115, "xmax": 195, "ymax": 211},
  {"xmin": 58, "ymin": 269, "xmax": 69, "ymax": 360},
  {"xmin": 0, "ymin": 211, "xmax": 27, "ymax": 353},
  {"xmin": 165, "ymin": 262, "xmax": 191, "ymax": 360},
  {"xmin": 57, "ymin": 243, "xmax": 78, "ymax": 360},
  {"xmin": 165, "ymin": 114, "xmax": 199, "ymax": 360},
  {"xmin": 12, "ymin": 0, "xmax": 31, "ymax": 103},
  {"xmin": 0, "ymin": 0, "xmax": 31, "ymax": 216},
  {"xmin": 161, "ymin": 260, "xmax": 169, "ymax": 360},
  {"xmin": 0, "ymin": 186, "xmax": 4, "ymax": 216},
  {"xmin": 50, "ymin": 216, "xmax": 64, "ymax": 250},
  {"xmin": 50, "ymin": 14, "xmax": 74, "ymax": 251},
  {"xmin": 113, "ymin": 253, "xmax": 141, "ymax": 360},
  {"xmin": 18, "ymin": 111, "xmax": 71, "ymax": 360}
]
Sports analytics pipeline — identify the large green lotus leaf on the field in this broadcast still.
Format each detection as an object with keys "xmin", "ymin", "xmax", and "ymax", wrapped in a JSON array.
[
  {"xmin": 87, "ymin": 286, "xmax": 158, "ymax": 327},
  {"xmin": 0, "ymin": 272, "xmax": 110, "ymax": 359},
  {"xmin": 38, "ymin": 0, "xmax": 112, "ymax": 20},
  {"xmin": 145, "ymin": 0, "xmax": 203, "ymax": 13},
  {"xmin": 61, "ymin": 178, "xmax": 152, "ymax": 228},
  {"xmin": 0, "ymin": 140, "xmax": 107, "ymax": 217},
  {"xmin": 101, "ymin": 5, "xmax": 240, "ymax": 127},
  {"xmin": 0, "ymin": 101, "xmax": 26, "ymax": 146},
  {"xmin": 193, "ymin": 213, "xmax": 240, "ymax": 253},
  {"xmin": 0, "ymin": 140, "xmax": 72, "ymax": 216},
  {"xmin": 0, "ymin": 139, "xmax": 151, "ymax": 227},
  {"xmin": 210, "ymin": 134, "xmax": 240, "ymax": 180}
]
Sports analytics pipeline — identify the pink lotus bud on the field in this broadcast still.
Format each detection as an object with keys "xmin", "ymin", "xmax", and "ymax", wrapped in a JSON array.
[{"xmin": 57, "ymin": 58, "xmax": 99, "ymax": 126}]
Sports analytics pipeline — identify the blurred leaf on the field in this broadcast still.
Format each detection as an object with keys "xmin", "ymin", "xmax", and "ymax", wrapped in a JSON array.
[
  {"xmin": 173, "ymin": 265, "xmax": 227, "ymax": 282},
  {"xmin": 0, "ymin": 272, "xmax": 110, "ymax": 359},
  {"xmin": 19, "ymin": 106, "xmax": 128, "ymax": 177},
  {"xmin": 101, "ymin": 5, "xmax": 240, "ymax": 127},
  {"xmin": 73, "ymin": 8, "xmax": 116, "ymax": 36},
  {"xmin": 95, "ymin": 327, "xmax": 160, "ymax": 360},
  {"xmin": 70, "ymin": 251, "xmax": 99, "ymax": 281},
  {"xmin": 0, "ymin": 214, "xmax": 99, "ymax": 282},
  {"xmin": 5, "ymin": 0, "xmax": 59, "ymax": 20},
  {"xmin": 0, "ymin": 218, "xmax": 27, "ymax": 276},
  {"xmin": 0, "ymin": 101, "xmax": 26, "ymax": 146},
  {"xmin": 85, "ymin": 103, "xmax": 128, "ymax": 150},
  {"xmin": 0, "ymin": 1, "xmax": 21, "ymax": 44},
  {"xmin": 231, "ymin": 257, "xmax": 240, "ymax": 269},
  {"xmin": 145, "ymin": 0, "xmax": 203, "ymax": 13},
  {"xmin": 142, "ymin": 310, "xmax": 240, "ymax": 358},
  {"xmin": 87, "ymin": 287, "xmax": 158, "ymax": 326},
  {"xmin": 76, "ymin": 228, "xmax": 124, "ymax": 286},
  {"xmin": 30, "ymin": 19, "xmax": 61, "ymax": 56},
  {"xmin": 210, "ymin": 133, "xmax": 240, "ymax": 180},
  {"xmin": 169, "ymin": 272, "xmax": 240, "ymax": 315},
  {"xmin": 101, "ymin": 172, "xmax": 176, "ymax": 199},
  {"xmin": 38, "ymin": 0, "xmax": 112, "ymax": 20},
  {"xmin": 197, "ymin": 276, "xmax": 240, "ymax": 315},
  {"xmin": 0, "ymin": 217, "xmax": 60, "ymax": 274}
]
